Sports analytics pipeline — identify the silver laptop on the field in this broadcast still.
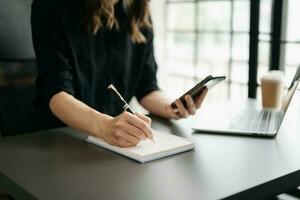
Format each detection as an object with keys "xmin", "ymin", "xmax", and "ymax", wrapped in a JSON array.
[{"xmin": 193, "ymin": 66, "xmax": 300, "ymax": 137}]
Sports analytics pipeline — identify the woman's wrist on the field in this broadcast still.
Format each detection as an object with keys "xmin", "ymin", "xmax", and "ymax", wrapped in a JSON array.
[{"xmin": 90, "ymin": 110, "xmax": 113, "ymax": 138}]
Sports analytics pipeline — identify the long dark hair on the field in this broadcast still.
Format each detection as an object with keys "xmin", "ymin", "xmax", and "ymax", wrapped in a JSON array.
[{"xmin": 84, "ymin": 0, "xmax": 152, "ymax": 43}]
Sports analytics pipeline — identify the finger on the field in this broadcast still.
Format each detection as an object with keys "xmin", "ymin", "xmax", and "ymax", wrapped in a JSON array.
[
  {"xmin": 136, "ymin": 113, "xmax": 151, "ymax": 125},
  {"xmin": 166, "ymin": 105, "xmax": 181, "ymax": 119},
  {"xmin": 103, "ymin": 137, "xmax": 118, "ymax": 146},
  {"xmin": 125, "ymin": 123, "xmax": 147, "ymax": 140},
  {"xmin": 124, "ymin": 112, "xmax": 152, "ymax": 139},
  {"xmin": 195, "ymin": 88, "xmax": 208, "ymax": 109},
  {"xmin": 107, "ymin": 133, "xmax": 134, "ymax": 147},
  {"xmin": 118, "ymin": 138, "xmax": 137, "ymax": 148},
  {"xmin": 175, "ymin": 99, "xmax": 189, "ymax": 118},
  {"xmin": 113, "ymin": 131, "xmax": 138, "ymax": 147},
  {"xmin": 184, "ymin": 95, "xmax": 196, "ymax": 115},
  {"xmin": 171, "ymin": 106, "xmax": 180, "ymax": 115},
  {"xmin": 166, "ymin": 105, "xmax": 179, "ymax": 119},
  {"xmin": 120, "ymin": 132, "xmax": 141, "ymax": 146}
]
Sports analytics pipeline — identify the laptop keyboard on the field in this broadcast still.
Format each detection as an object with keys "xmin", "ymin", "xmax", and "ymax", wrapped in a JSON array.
[{"xmin": 231, "ymin": 110, "xmax": 281, "ymax": 133}]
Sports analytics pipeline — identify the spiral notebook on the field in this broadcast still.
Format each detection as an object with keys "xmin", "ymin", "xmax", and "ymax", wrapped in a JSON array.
[{"xmin": 86, "ymin": 129, "xmax": 195, "ymax": 163}]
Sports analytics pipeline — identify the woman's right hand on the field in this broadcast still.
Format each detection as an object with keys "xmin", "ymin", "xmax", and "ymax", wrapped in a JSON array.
[{"xmin": 97, "ymin": 112, "xmax": 153, "ymax": 147}]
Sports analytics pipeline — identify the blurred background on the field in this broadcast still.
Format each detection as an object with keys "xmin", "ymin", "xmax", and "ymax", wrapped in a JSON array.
[
  {"xmin": 150, "ymin": 0, "xmax": 300, "ymax": 101},
  {"xmin": 0, "ymin": 0, "xmax": 299, "ymax": 136}
]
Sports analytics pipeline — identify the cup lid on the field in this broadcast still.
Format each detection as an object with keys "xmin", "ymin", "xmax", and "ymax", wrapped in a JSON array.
[{"xmin": 261, "ymin": 70, "xmax": 285, "ymax": 82}]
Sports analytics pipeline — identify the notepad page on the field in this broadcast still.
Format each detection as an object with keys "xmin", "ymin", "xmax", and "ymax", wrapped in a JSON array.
[
  {"xmin": 125, "ymin": 130, "xmax": 193, "ymax": 157},
  {"xmin": 87, "ymin": 129, "xmax": 195, "ymax": 162}
]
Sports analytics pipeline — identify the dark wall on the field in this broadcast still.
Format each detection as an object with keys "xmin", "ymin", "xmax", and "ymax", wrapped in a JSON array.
[
  {"xmin": 0, "ymin": 0, "xmax": 35, "ymax": 60},
  {"xmin": 0, "ymin": 0, "xmax": 36, "ymax": 136}
]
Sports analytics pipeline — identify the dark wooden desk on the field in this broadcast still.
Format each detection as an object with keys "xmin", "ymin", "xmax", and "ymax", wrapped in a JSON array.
[{"xmin": 1, "ymin": 92, "xmax": 300, "ymax": 200}]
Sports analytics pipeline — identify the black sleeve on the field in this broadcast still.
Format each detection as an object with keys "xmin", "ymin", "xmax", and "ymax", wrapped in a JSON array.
[
  {"xmin": 31, "ymin": 0, "xmax": 74, "ymax": 106},
  {"xmin": 135, "ymin": 31, "xmax": 160, "ymax": 101}
]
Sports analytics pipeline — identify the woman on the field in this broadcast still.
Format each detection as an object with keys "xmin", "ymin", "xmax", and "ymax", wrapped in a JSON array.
[{"xmin": 30, "ymin": 0, "xmax": 207, "ymax": 147}]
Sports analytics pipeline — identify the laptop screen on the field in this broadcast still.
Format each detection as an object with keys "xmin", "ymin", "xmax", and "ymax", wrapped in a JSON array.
[{"xmin": 281, "ymin": 66, "xmax": 300, "ymax": 113}]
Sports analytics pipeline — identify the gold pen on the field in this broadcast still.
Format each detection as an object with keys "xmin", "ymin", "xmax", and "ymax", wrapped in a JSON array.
[{"xmin": 107, "ymin": 84, "xmax": 155, "ymax": 143}]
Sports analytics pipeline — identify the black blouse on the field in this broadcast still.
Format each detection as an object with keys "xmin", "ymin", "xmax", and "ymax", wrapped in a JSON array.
[{"xmin": 30, "ymin": 0, "xmax": 159, "ymax": 131}]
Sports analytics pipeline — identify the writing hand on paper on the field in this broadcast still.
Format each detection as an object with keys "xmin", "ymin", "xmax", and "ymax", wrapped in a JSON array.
[
  {"xmin": 166, "ymin": 88, "xmax": 208, "ymax": 119},
  {"xmin": 99, "ymin": 112, "xmax": 153, "ymax": 147}
]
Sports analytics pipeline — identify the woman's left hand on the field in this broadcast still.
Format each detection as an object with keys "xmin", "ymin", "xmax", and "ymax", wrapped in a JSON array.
[{"xmin": 166, "ymin": 88, "xmax": 208, "ymax": 119}]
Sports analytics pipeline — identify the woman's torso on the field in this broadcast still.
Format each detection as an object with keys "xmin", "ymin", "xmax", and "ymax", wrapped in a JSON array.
[{"xmin": 30, "ymin": 0, "xmax": 157, "ymax": 131}]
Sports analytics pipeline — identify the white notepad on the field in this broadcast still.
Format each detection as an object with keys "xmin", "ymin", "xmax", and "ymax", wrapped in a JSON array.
[{"xmin": 87, "ymin": 129, "xmax": 195, "ymax": 163}]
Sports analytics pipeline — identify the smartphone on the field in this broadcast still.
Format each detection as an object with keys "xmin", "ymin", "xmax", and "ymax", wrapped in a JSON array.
[{"xmin": 171, "ymin": 75, "xmax": 226, "ymax": 109}]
